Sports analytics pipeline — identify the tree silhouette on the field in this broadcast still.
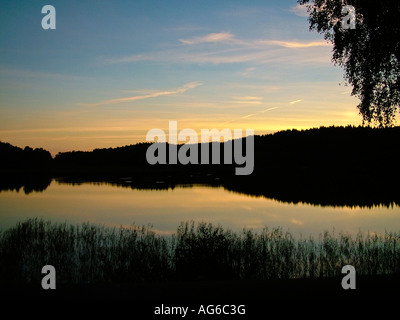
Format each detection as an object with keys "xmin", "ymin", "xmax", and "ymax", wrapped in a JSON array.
[{"xmin": 299, "ymin": 0, "xmax": 400, "ymax": 127}]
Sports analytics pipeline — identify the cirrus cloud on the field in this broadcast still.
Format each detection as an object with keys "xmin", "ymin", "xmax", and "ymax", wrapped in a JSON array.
[
  {"xmin": 179, "ymin": 32, "xmax": 237, "ymax": 45},
  {"xmin": 103, "ymin": 32, "xmax": 332, "ymax": 66},
  {"xmin": 80, "ymin": 81, "xmax": 203, "ymax": 107}
]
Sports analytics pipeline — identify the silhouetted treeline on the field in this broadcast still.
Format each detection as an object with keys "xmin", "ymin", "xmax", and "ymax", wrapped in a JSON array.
[
  {"xmin": 51, "ymin": 125, "xmax": 400, "ymax": 176},
  {"xmin": 1, "ymin": 126, "xmax": 400, "ymax": 205},
  {"xmin": 53, "ymin": 142, "xmax": 152, "ymax": 175},
  {"xmin": 243, "ymin": 125, "xmax": 400, "ymax": 207},
  {"xmin": 0, "ymin": 142, "xmax": 52, "ymax": 172},
  {"xmin": 53, "ymin": 141, "xmax": 239, "ymax": 176},
  {"xmin": 0, "ymin": 142, "xmax": 53, "ymax": 194}
]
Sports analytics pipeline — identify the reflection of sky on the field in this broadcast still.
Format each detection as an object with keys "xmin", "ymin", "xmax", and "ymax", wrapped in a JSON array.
[
  {"xmin": 0, "ymin": 182, "xmax": 399, "ymax": 238},
  {"xmin": 0, "ymin": 0, "xmax": 362, "ymax": 155}
]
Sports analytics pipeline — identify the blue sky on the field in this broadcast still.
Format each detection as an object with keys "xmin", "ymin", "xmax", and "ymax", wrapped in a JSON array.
[{"xmin": 0, "ymin": 0, "xmax": 361, "ymax": 154}]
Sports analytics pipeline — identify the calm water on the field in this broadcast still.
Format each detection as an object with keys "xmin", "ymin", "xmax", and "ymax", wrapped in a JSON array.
[{"xmin": 1, "ymin": 180, "xmax": 399, "ymax": 237}]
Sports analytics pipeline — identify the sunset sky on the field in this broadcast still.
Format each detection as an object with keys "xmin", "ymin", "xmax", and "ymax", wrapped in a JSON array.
[{"xmin": 0, "ymin": 0, "xmax": 361, "ymax": 155}]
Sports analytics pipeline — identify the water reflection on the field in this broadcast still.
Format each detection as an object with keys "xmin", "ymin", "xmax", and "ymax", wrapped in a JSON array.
[
  {"xmin": 1, "ymin": 175, "xmax": 399, "ymax": 209},
  {"xmin": 0, "ymin": 175, "xmax": 52, "ymax": 194},
  {"xmin": 55, "ymin": 177, "xmax": 400, "ymax": 209},
  {"xmin": 0, "ymin": 179, "xmax": 399, "ymax": 238}
]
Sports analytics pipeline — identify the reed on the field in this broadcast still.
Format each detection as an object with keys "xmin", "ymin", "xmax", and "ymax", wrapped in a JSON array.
[{"xmin": 1, "ymin": 219, "xmax": 399, "ymax": 284}]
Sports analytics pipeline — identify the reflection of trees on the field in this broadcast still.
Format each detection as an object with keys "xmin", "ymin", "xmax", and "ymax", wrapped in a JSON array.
[
  {"xmin": 3, "ymin": 172, "xmax": 398, "ymax": 207},
  {"xmin": 1, "ymin": 126, "xmax": 400, "ymax": 207},
  {"xmin": 52, "ymin": 176, "xmax": 399, "ymax": 209},
  {"xmin": 222, "ymin": 179, "xmax": 399, "ymax": 209},
  {"xmin": 0, "ymin": 175, "xmax": 52, "ymax": 194}
]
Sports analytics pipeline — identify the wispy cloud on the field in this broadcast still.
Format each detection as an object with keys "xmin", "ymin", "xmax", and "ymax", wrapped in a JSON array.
[
  {"xmin": 240, "ymin": 67, "xmax": 256, "ymax": 77},
  {"xmin": 233, "ymin": 96, "xmax": 263, "ymax": 101},
  {"xmin": 81, "ymin": 81, "xmax": 203, "ymax": 107},
  {"xmin": 179, "ymin": 32, "xmax": 236, "ymax": 45},
  {"xmin": 263, "ymin": 40, "xmax": 330, "ymax": 48},
  {"xmin": 103, "ymin": 32, "xmax": 332, "ymax": 66},
  {"xmin": 290, "ymin": 99, "xmax": 302, "ymax": 105},
  {"xmin": 290, "ymin": 4, "xmax": 312, "ymax": 17},
  {"xmin": 179, "ymin": 32, "xmax": 329, "ymax": 49},
  {"xmin": 259, "ymin": 107, "xmax": 280, "ymax": 113},
  {"xmin": 223, "ymin": 106, "xmax": 279, "ymax": 124},
  {"xmin": 231, "ymin": 96, "xmax": 264, "ymax": 105},
  {"xmin": 0, "ymin": 126, "xmax": 144, "ymax": 134}
]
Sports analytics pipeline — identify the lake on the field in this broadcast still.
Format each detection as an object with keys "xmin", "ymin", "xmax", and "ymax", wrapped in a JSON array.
[{"xmin": 1, "ymin": 179, "xmax": 399, "ymax": 238}]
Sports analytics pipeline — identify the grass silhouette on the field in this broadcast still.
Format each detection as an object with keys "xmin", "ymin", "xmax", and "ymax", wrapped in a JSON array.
[{"xmin": 1, "ymin": 219, "xmax": 399, "ymax": 285}]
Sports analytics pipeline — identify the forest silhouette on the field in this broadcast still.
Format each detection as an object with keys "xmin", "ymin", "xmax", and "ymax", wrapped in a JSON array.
[{"xmin": 1, "ymin": 125, "xmax": 399, "ymax": 207}]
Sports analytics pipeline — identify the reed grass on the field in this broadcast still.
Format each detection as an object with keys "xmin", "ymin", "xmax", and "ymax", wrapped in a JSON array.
[{"xmin": 0, "ymin": 219, "xmax": 399, "ymax": 284}]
